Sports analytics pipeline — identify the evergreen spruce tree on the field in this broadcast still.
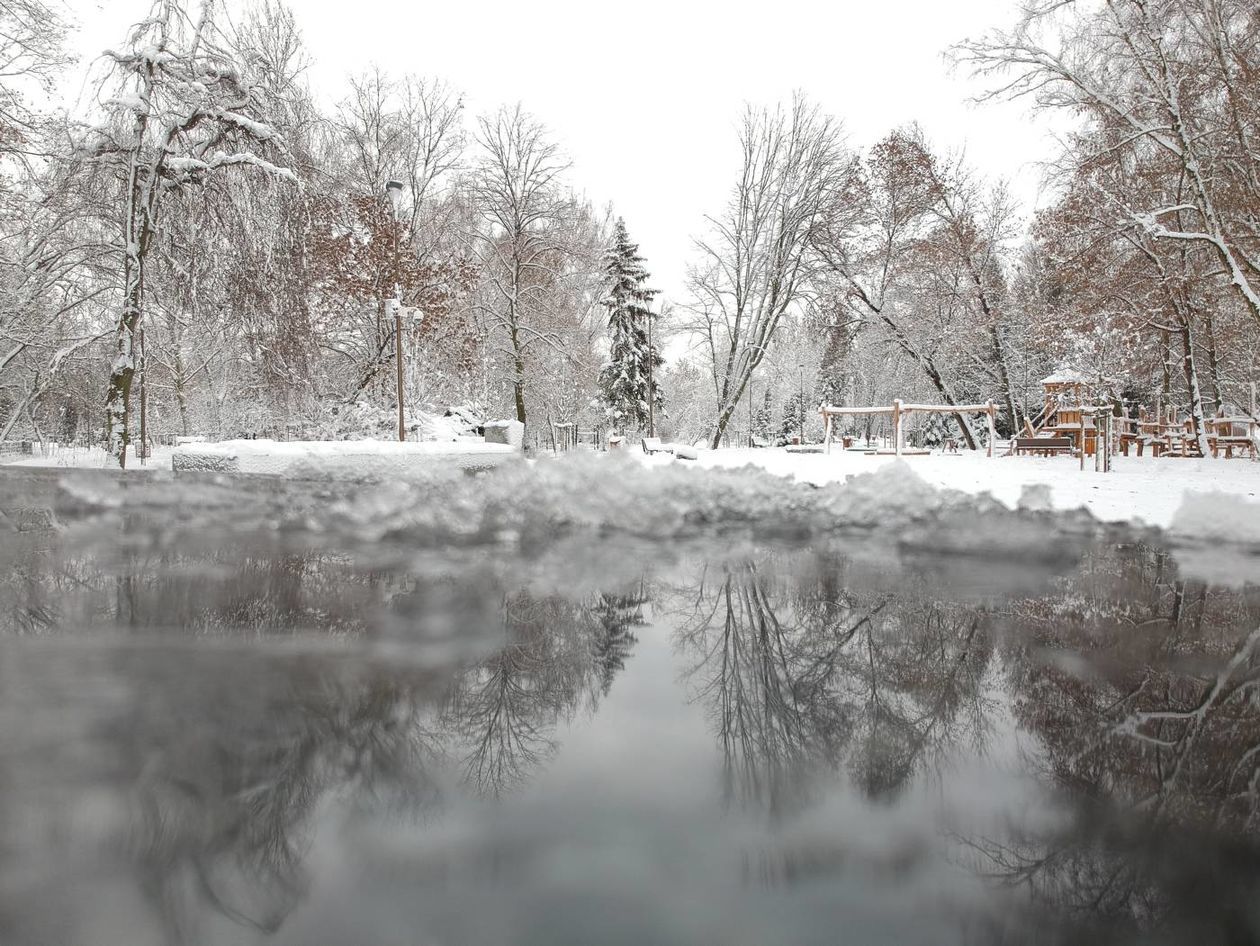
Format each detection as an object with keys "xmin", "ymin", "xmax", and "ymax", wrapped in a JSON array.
[
  {"xmin": 780, "ymin": 391, "xmax": 807, "ymax": 444},
  {"xmin": 754, "ymin": 388, "xmax": 773, "ymax": 444},
  {"xmin": 598, "ymin": 219, "xmax": 664, "ymax": 432}
]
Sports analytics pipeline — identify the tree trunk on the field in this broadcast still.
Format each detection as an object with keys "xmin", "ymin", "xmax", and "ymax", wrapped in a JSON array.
[
  {"xmin": 105, "ymin": 270, "xmax": 143, "ymax": 468},
  {"xmin": 1159, "ymin": 330, "xmax": 1173, "ymax": 404},
  {"xmin": 1178, "ymin": 317, "xmax": 1211, "ymax": 456},
  {"xmin": 923, "ymin": 364, "xmax": 979, "ymax": 451},
  {"xmin": 510, "ymin": 322, "xmax": 527, "ymax": 425},
  {"xmin": 990, "ymin": 324, "xmax": 1020, "ymax": 435},
  {"xmin": 879, "ymin": 314, "xmax": 978, "ymax": 450},
  {"xmin": 710, "ymin": 370, "xmax": 753, "ymax": 448},
  {"xmin": 1202, "ymin": 311, "xmax": 1223, "ymax": 413},
  {"xmin": 173, "ymin": 346, "xmax": 190, "ymax": 437}
]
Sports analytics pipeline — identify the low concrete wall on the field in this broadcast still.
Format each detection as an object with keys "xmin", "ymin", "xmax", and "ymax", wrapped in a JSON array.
[{"xmin": 172, "ymin": 438, "xmax": 518, "ymax": 477}]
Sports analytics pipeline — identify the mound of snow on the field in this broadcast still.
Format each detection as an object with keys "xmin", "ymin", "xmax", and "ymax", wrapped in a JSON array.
[
  {"xmin": 330, "ymin": 455, "xmax": 1093, "ymax": 554},
  {"xmin": 1168, "ymin": 491, "xmax": 1260, "ymax": 586},
  {"xmin": 1169, "ymin": 491, "xmax": 1260, "ymax": 546}
]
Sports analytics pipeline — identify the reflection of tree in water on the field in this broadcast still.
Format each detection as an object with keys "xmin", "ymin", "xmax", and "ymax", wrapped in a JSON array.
[
  {"xmin": 107, "ymin": 580, "xmax": 650, "ymax": 941},
  {"xmin": 965, "ymin": 542, "xmax": 1260, "ymax": 942},
  {"xmin": 113, "ymin": 658, "xmax": 446, "ymax": 944},
  {"xmin": 589, "ymin": 589, "xmax": 647, "ymax": 694},
  {"xmin": 0, "ymin": 501, "xmax": 652, "ymax": 943},
  {"xmin": 672, "ymin": 553, "xmax": 994, "ymax": 815},
  {"xmin": 445, "ymin": 587, "xmax": 646, "ymax": 797},
  {"xmin": 46, "ymin": 578, "xmax": 650, "ymax": 944}
]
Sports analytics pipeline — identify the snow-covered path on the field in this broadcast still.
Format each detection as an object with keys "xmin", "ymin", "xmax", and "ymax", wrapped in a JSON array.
[{"xmin": 634, "ymin": 447, "xmax": 1259, "ymax": 530}]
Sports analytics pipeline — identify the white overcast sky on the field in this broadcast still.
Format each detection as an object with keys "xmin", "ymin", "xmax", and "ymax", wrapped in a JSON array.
[{"xmin": 65, "ymin": 0, "xmax": 1068, "ymax": 304}]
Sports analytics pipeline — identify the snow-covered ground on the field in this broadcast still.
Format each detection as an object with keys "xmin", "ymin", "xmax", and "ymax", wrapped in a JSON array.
[{"xmin": 632, "ymin": 447, "xmax": 1259, "ymax": 530}]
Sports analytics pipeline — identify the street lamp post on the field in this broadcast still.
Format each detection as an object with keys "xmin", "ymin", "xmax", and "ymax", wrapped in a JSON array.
[
  {"xmin": 138, "ymin": 328, "xmax": 147, "ymax": 464},
  {"xmin": 647, "ymin": 304, "xmax": 656, "ymax": 438},
  {"xmin": 386, "ymin": 180, "xmax": 405, "ymax": 441},
  {"xmin": 798, "ymin": 363, "xmax": 806, "ymax": 445},
  {"xmin": 748, "ymin": 374, "xmax": 754, "ymax": 448}
]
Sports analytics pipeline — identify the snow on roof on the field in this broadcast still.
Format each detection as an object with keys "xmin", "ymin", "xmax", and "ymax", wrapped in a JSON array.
[{"xmin": 1040, "ymin": 369, "xmax": 1089, "ymax": 385}]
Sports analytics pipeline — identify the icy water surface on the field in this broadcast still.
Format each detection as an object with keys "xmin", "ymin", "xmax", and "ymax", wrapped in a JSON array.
[{"xmin": 2, "ymin": 462, "xmax": 1259, "ymax": 946}]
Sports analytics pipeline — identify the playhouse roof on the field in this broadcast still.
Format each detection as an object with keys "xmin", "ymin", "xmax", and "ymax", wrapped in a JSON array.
[{"xmin": 1040, "ymin": 369, "xmax": 1089, "ymax": 385}]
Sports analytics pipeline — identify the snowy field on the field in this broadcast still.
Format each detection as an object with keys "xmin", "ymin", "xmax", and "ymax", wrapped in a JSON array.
[{"xmin": 633, "ymin": 446, "xmax": 1259, "ymax": 530}]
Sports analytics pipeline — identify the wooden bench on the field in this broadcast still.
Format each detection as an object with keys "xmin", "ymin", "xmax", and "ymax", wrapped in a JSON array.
[
  {"xmin": 641, "ymin": 436, "xmax": 698, "ymax": 460},
  {"xmin": 1013, "ymin": 436, "xmax": 1074, "ymax": 457},
  {"xmin": 1120, "ymin": 433, "xmax": 1164, "ymax": 457},
  {"xmin": 1210, "ymin": 436, "xmax": 1257, "ymax": 459}
]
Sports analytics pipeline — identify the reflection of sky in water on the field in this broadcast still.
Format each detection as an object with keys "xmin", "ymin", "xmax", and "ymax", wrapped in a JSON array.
[{"xmin": 1, "ymin": 466, "xmax": 1259, "ymax": 946}]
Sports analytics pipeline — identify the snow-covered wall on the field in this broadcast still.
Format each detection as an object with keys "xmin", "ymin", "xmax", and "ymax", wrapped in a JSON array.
[{"xmin": 172, "ymin": 439, "xmax": 518, "ymax": 477}]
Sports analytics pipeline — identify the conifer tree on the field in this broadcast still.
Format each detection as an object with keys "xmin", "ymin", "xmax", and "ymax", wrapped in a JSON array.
[{"xmin": 598, "ymin": 218, "xmax": 663, "ymax": 432}]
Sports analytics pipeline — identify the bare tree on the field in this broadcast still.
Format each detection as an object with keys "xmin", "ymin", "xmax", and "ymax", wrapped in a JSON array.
[
  {"xmin": 687, "ymin": 94, "xmax": 855, "ymax": 448},
  {"xmin": 466, "ymin": 104, "xmax": 574, "ymax": 425},
  {"xmin": 815, "ymin": 128, "xmax": 988, "ymax": 447},
  {"xmin": 956, "ymin": 0, "xmax": 1260, "ymax": 328},
  {"xmin": 0, "ymin": 0, "xmax": 69, "ymax": 163},
  {"xmin": 75, "ymin": 0, "xmax": 297, "ymax": 465}
]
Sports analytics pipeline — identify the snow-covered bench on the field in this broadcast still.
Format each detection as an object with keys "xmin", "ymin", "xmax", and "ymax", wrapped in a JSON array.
[
  {"xmin": 641, "ymin": 437, "xmax": 698, "ymax": 461},
  {"xmin": 641, "ymin": 437, "xmax": 674, "ymax": 456}
]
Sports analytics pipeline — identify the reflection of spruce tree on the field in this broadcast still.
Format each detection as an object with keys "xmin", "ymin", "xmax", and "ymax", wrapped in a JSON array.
[
  {"xmin": 589, "ymin": 590, "xmax": 648, "ymax": 694},
  {"xmin": 446, "ymin": 589, "xmax": 644, "ymax": 797}
]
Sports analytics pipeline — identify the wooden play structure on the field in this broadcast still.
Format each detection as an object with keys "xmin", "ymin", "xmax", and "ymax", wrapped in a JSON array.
[
  {"xmin": 1020, "ymin": 371, "xmax": 1103, "ymax": 456},
  {"xmin": 1018, "ymin": 372, "xmax": 1258, "ymax": 461},
  {"xmin": 818, "ymin": 400, "xmax": 999, "ymax": 457}
]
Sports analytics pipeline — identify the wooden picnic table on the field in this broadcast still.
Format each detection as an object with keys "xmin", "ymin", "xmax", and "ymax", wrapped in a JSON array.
[{"xmin": 1205, "ymin": 416, "xmax": 1258, "ymax": 458}]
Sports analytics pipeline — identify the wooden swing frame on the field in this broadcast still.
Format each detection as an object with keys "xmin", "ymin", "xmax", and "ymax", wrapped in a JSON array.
[{"xmin": 818, "ymin": 400, "xmax": 998, "ymax": 457}]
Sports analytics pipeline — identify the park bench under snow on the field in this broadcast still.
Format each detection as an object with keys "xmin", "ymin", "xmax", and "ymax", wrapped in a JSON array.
[{"xmin": 642, "ymin": 437, "xmax": 698, "ymax": 460}]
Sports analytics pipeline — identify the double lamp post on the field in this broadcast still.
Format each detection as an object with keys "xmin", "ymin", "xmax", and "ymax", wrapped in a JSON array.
[{"xmin": 385, "ymin": 180, "xmax": 422, "ymax": 441}]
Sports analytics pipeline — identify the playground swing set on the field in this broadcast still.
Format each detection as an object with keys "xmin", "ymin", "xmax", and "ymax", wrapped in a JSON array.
[{"xmin": 817, "ymin": 400, "xmax": 999, "ymax": 457}]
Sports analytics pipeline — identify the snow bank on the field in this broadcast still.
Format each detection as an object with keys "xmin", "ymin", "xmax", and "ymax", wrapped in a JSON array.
[
  {"xmin": 653, "ymin": 447, "xmax": 1260, "ymax": 530},
  {"xmin": 1167, "ymin": 491, "xmax": 1260, "ymax": 585},
  {"xmin": 328, "ymin": 454, "xmax": 1095, "ymax": 558},
  {"xmin": 1170, "ymin": 490, "xmax": 1260, "ymax": 546},
  {"xmin": 171, "ymin": 439, "xmax": 518, "ymax": 477}
]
